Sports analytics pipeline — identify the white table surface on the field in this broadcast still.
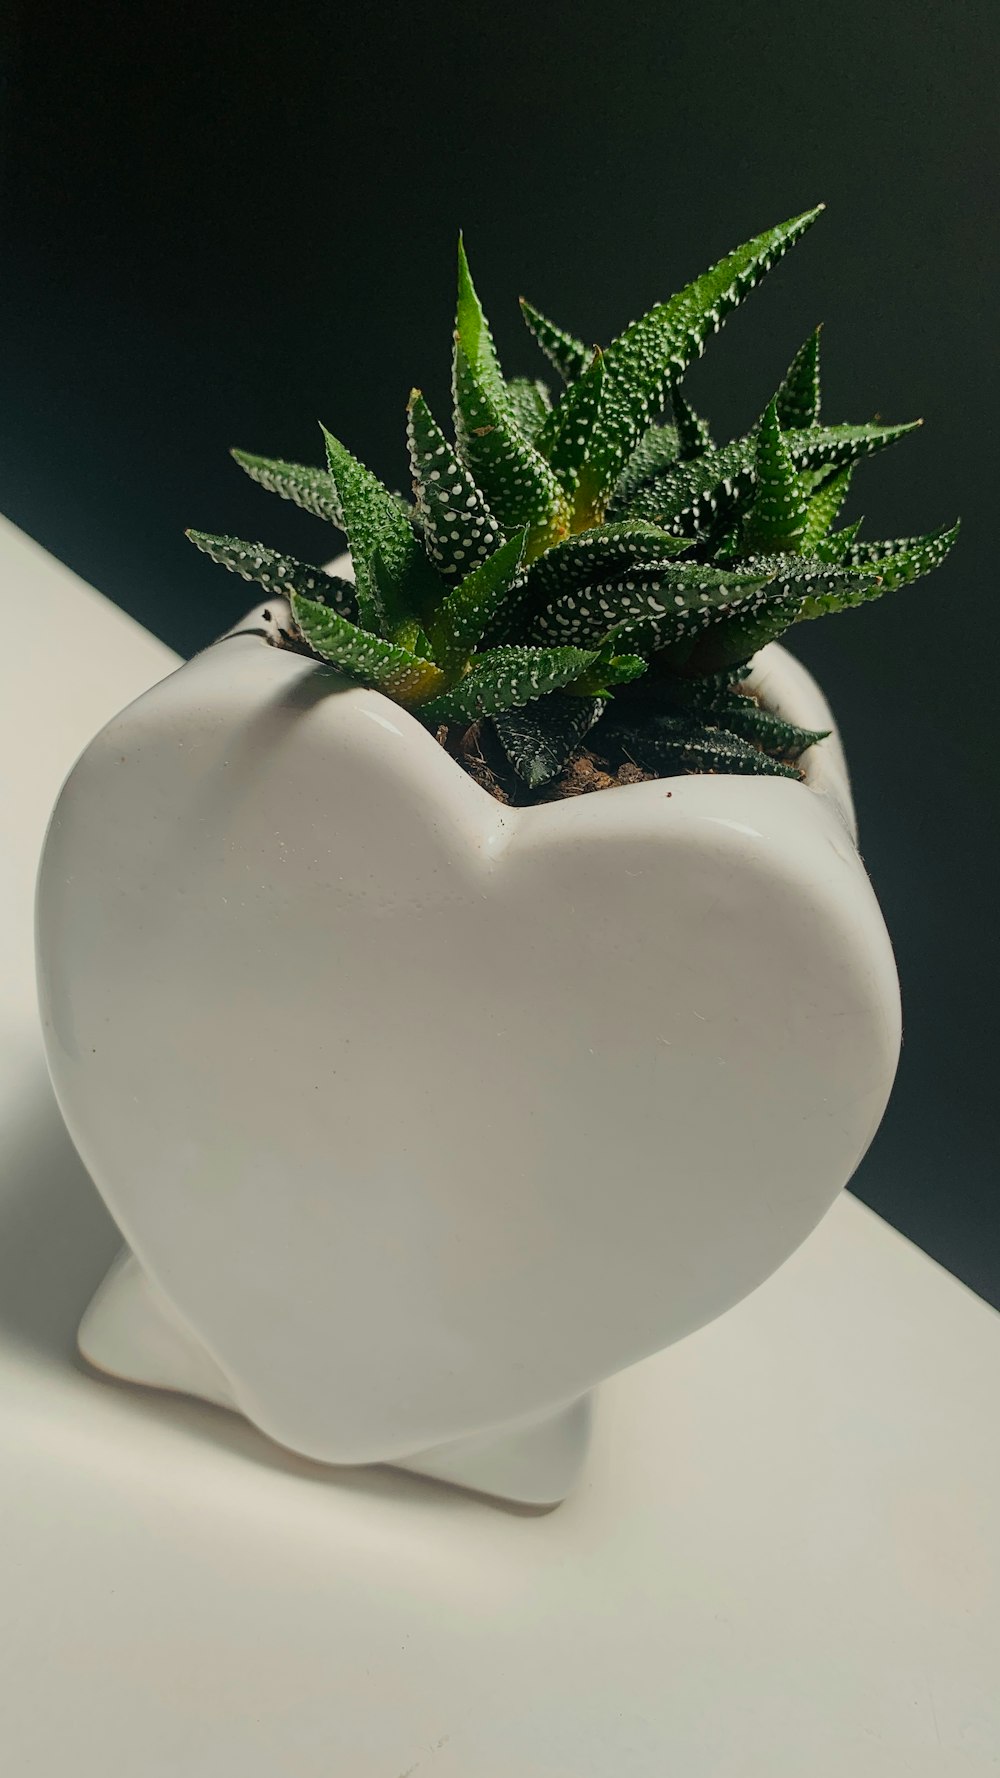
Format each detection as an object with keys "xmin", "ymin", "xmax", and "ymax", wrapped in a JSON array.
[{"xmin": 1, "ymin": 512, "xmax": 998, "ymax": 1777}]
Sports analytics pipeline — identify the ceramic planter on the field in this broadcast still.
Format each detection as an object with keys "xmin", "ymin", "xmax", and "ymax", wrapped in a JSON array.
[{"xmin": 36, "ymin": 592, "xmax": 900, "ymax": 1504}]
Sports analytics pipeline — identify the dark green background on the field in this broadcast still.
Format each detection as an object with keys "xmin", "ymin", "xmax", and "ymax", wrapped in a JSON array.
[{"xmin": 2, "ymin": 2, "xmax": 997, "ymax": 1301}]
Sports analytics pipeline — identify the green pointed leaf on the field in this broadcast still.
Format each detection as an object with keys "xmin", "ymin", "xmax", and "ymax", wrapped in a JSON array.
[
  {"xmin": 674, "ymin": 595, "xmax": 806, "ymax": 677},
  {"xmin": 456, "ymin": 236, "xmax": 507, "ymax": 403},
  {"xmin": 427, "ymin": 530, "xmax": 527, "ymax": 675},
  {"xmin": 406, "ymin": 391, "xmax": 502, "ymax": 583},
  {"xmin": 322, "ymin": 426, "xmax": 442, "ymax": 637},
  {"xmin": 738, "ymin": 552, "xmax": 878, "ymax": 602},
  {"xmin": 453, "ymin": 340, "xmax": 569, "ymax": 555},
  {"xmin": 613, "ymin": 424, "xmax": 681, "ymax": 504},
  {"xmin": 453, "ymin": 242, "xmax": 569, "ymax": 552},
  {"xmin": 525, "ymin": 561, "xmax": 773, "ymax": 650},
  {"xmin": 671, "ymin": 384, "xmax": 713, "ymax": 458},
  {"xmin": 419, "ymin": 644, "xmax": 600, "ymax": 725},
  {"xmin": 788, "ymin": 420, "xmax": 921, "ymax": 473},
  {"xmin": 673, "ymin": 552, "xmax": 875, "ymax": 673},
  {"xmin": 815, "ymin": 518, "xmax": 863, "ymax": 563},
  {"xmin": 707, "ymin": 518, "xmax": 743, "ymax": 561},
  {"xmin": 596, "ymin": 203, "xmax": 823, "ymax": 441},
  {"xmin": 536, "ymin": 349, "xmax": 608, "ymax": 523},
  {"xmin": 625, "ymin": 421, "xmax": 919, "ymax": 535},
  {"xmin": 230, "ymin": 450, "xmax": 344, "ymax": 527},
  {"xmin": 634, "ymin": 441, "xmax": 751, "ymax": 532},
  {"xmin": 186, "ymin": 532, "xmax": 357, "ymax": 618},
  {"xmin": 715, "ymin": 699, "xmax": 828, "ymax": 757},
  {"xmin": 289, "ymin": 591, "xmax": 446, "ymax": 705},
  {"xmin": 519, "ymin": 298, "xmax": 591, "ymax": 382},
  {"xmin": 775, "ymin": 327, "xmax": 822, "ymax": 429},
  {"xmin": 621, "ymin": 436, "xmax": 756, "ymax": 534},
  {"xmin": 607, "ymin": 714, "xmax": 800, "ymax": 777},
  {"xmin": 524, "ymin": 521, "xmax": 693, "ymax": 607},
  {"xmin": 492, "ymin": 695, "xmax": 606, "ymax": 788},
  {"xmin": 796, "ymin": 579, "xmax": 885, "ymax": 619},
  {"xmin": 795, "ymin": 526, "xmax": 957, "ymax": 617},
  {"xmin": 742, "ymin": 400, "xmax": 809, "ymax": 552},
  {"xmin": 506, "ymin": 377, "xmax": 553, "ymax": 440},
  {"xmin": 801, "ymin": 465, "xmax": 853, "ymax": 551},
  {"xmin": 842, "ymin": 521, "xmax": 959, "ymax": 589},
  {"xmin": 569, "ymin": 640, "xmax": 648, "ymax": 695},
  {"xmin": 659, "ymin": 680, "xmax": 827, "ymax": 757},
  {"xmin": 543, "ymin": 207, "xmax": 824, "ymax": 521}
]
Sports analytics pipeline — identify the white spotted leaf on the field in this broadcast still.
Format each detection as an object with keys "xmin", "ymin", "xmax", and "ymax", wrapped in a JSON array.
[
  {"xmin": 289, "ymin": 593, "xmax": 447, "ymax": 706},
  {"xmin": 452, "ymin": 246, "xmax": 568, "ymax": 553},
  {"xmin": 605, "ymin": 714, "xmax": 800, "ymax": 778},
  {"xmin": 742, "ymin": 401, "xmax": 809, "ymax": 552},
  {"xmin": 815, "ymin": 518, "xmax": 864, "ymax": 563},
  {"xmin": 506, "ymin": 377, "xmax": 553, "ymax": 440},
  {"xmin": 186, "ymin": 532, "xmax": 357, "ymax": 618},
  {"xmin": 427, "ymin": 530, "xmax": 528, "ymax": 675},
  {"xmin": 536, "ymin": 349, "xmax": 608, "ymax": 522},
  {"xmin": 492, "ymin": 694, "xmax": 607, "ymax": 787},
  {"xmin": 801, "ymin": 465, "xmax": 853, "ymax": 551},
  {"xmin": 407, "ymin": 391, "xmax": 502, "ymax": 582},
  {"xmin": 230, "ymin": 451, "xmax": 344, "ymax": 527},
  {"xmin": 524, "ymin": 561, "xmax": 773, "ymax": 650},
  {"xmin": 653, "ymin": 677, "xmax": 828, "ymax": 757},
  {"xmin": 453, "ymin": 339, "xmax": 570, "ymax": 556},
  {"xmin": 613, "ymin": 424, "xmax": 681, "ymax": 503},
  {"xmin": 674, "ymin": 594, "xmax": 808, "ymax": 677},
  {"xmin": 419, "ymin": 644, "xmax": 602, "ymax": 725},
  {"xmin": 624, "ymin": 420, "xmax": 920, "ymax": 536},
  {"xmin": 670, "ymin": 384, "xmax": 713, "ymax": 459},
  {"xmin": 775, "ymin": 327, "xmax": 822, "ymax": 429},
  {"xmin": 542, "ymin": 207, "xmax": 824, "ymax": 522},
  {"xmin": 519, "ymin": 299, "xmax": 591, "ymax": 382},
  {"xmin": 522, "ymin": 521, "xmax": 693, "ymax": 614},
  {"xmin": 322, "ymin": 426, "xmax": 443, "ymax": 636},
  {"xmin": 800, "ymin": 523, "xmax": 959, "ymax": 612}
]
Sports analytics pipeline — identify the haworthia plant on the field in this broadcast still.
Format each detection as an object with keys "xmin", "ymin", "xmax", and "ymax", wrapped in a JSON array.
[{"xmin": 190, "ymin": 207, "xmax": 958, "ymax": 799}]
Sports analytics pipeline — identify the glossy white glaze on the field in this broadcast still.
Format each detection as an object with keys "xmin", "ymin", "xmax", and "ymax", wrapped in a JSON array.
[{"xmin": 36, "ymin": 604, "xmax": 900, "ymax": 1501}]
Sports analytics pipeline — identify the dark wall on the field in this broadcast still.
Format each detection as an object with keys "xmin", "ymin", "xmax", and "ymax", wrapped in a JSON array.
[{"xmin": 3, "ymin": 2, "xmax": 998, "ymax": 1302}]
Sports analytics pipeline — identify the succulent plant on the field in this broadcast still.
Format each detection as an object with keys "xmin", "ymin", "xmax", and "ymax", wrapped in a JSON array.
[{"xmin": 189, "ymin": 206, "xmax": 957, "ymax": 797}]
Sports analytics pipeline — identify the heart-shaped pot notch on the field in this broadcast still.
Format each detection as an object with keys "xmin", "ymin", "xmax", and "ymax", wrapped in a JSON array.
[{"xmin": 37, "ymin": 607, "xmax": 900, "ymax": 1503}]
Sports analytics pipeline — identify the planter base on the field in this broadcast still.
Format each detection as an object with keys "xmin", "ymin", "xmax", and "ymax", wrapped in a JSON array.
[{"xmin": 78, "ymin": 1252, "xmax": 593, "ymax": 1506}]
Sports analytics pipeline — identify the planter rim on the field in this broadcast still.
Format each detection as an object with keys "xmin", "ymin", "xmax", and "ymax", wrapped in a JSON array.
[{"xmin": 218, "ymin": 590, "xmax": 857, "ymax": 840}]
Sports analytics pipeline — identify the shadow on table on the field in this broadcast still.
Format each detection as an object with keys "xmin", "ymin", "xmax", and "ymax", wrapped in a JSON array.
[
  {"xmin": 0, "ymin": 1061, "xmax": 119, "ymax": 1364},
  {"xmin": 0, "ymin": 1061, "xmax": 545, "ymax": 1517}
]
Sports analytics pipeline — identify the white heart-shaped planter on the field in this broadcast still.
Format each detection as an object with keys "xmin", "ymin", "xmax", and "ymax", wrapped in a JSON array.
[{"xmin": 36, "ymin": 599, "xmax": 900, "ymax": 1503}]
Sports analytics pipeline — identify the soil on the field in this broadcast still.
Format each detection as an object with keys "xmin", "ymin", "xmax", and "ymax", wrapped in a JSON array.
[{"xmin": 438, "ymin": 720, "xmax": 656, "ymax": 806}]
